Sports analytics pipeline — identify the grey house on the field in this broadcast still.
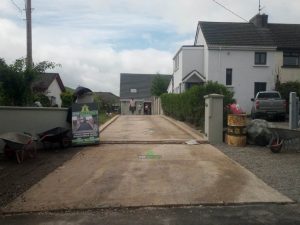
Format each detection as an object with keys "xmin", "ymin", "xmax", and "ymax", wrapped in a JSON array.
[{"xmin": 120, "ymin": 73, "xmax": 172, "ymax": 115}]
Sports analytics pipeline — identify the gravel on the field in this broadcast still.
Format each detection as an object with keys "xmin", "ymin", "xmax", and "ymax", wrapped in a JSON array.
[
  {"xmin": 0, "ymin": 147, "xmax": 84, "ymax": 207},
  {"xmin": 214, "ymin": 143, "xmax": 300, "ymax": 202}
]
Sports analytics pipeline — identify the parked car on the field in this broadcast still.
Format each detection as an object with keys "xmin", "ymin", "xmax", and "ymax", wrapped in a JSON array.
[{"xmin": 251, "ymin": 91, "xmax": 286, "ymax": 121}]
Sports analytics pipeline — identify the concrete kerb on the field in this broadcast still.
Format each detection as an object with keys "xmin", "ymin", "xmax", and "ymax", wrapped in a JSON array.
[
  {"xmin": 100, "ymin": 140, "xmax": 189, "ymax": 144},
  {"xmin": 1, "ymin": 201, "xmax": 295, "ymax": 216},
  {"xmin": 99, "ymin": 115, "xmax": 120, "ymax": 133},
  {"xmin": 161, "ymin": 115, "xmax": 208, "ymax": 144}
]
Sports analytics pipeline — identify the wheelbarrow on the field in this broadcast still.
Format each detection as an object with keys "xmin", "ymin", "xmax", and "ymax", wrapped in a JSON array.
[
  {"xmin": 38, "ymin": 127, "xmax": 72, "ymax": 149},
  {"xmin": 268, "ymin": 128, "xmax": 300, "ymax": 153},
  {"xmin": 0, "ymin": 132, "xmax": 37, "ymax": 164}
]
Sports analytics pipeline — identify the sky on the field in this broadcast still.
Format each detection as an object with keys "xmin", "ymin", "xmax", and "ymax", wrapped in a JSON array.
[{"xmin": 1, "ymin": 0, "xmax": 300, "ymax": 95}]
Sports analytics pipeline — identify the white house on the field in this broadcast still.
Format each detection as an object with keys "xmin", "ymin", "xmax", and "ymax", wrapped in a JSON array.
[
  {"xmin": 168, "ymin": 45, "xmax": 206, "ymax": 93},
  {"xmin": 33, "ymin": 73, "xmax": 65, "ymax": 107},
  {"xmin": 170, "ymin": 14, "xmax": 300, "ymax": 113}
]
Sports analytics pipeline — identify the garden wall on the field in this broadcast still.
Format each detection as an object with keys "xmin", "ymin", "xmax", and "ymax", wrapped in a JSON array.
[
  {"xmin": 0, "ymin": 106, "xmax": 70, "ymax": 134},
  {"xmin": 0, "ymin": 107, "xmax": 70, "ymax": 152}
]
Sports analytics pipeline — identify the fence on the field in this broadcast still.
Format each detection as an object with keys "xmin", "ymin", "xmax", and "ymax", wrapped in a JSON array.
[{"xmin": 152, "ymin": 97, "xmax": 163, "ymax": 115}]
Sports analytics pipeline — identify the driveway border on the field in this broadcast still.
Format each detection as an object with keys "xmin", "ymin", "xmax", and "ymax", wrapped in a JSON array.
[
  {"xmin": 99, "ymin": 115, "xmax": 120, "ymax": 132},
  {"xmin": 161, "ymin": 115, "xmax": 208, "ymax": 143}
]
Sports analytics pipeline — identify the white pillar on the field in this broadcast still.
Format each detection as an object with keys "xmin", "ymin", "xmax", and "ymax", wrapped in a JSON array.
[{"xmin": 204, "ymin": 94, "xmax": 224, "ymax": 144}]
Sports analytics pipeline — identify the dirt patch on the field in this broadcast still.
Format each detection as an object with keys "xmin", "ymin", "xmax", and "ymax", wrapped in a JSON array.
[{"xmin": 0, "ymin": 147, "xmax": 84, "ymax": 207}]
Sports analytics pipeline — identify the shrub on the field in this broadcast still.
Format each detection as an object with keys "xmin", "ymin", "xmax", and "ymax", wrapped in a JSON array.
[
  {"xmin": 34, "ymin": 93, "xmax": 51, "ymax": 107},
  {"xmin": 161, "ymin": 81, "xmax": 235, "ymax": 128},
  {"xmin": 276, "ymin": 81, "xmax": 300, "ymax": 102},
  {"xmin": 61, "ymin": 91, "xmax": 74, "ymax": 108},
  {"xmin": 276, "ymin": 81, "xmax": 300, "ymax": 112}
]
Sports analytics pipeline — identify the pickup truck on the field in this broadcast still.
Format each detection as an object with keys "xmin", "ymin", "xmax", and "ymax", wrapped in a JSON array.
[{"xmin": 251, "ymin": 91, "xmax": 286, "ymax": 120}]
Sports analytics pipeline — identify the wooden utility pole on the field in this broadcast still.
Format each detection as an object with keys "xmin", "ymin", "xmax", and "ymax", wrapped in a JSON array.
[{"xmin": 25, "ymin": 0, "xmax": 32, "ymax": 69}]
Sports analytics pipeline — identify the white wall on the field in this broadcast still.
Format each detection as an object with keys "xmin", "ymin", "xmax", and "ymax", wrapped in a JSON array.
[
  {"xmin": 167, "ymin": 79, "xmax": 173, "ymax": 93},
  {"xmin": 207, "ymin": 49, "xmax": 277, "ymax": 113},
  {"xmin": 46, "ymin": 79, "xmax": 63, "ymax": 107},
  {"xmin": 182, "ymin": 47, "xmax": 204, "ymax": 78},
  {"xmin": 195, "ymin": 28, "xmax": 209, "ymax": 79},
  {"xmin": 171, "ymin": 46, "xmax": 204, "ymax": 93},
  {"xmin": 173, "ymin": 51, "xmax": 183, "ymax": 93}
]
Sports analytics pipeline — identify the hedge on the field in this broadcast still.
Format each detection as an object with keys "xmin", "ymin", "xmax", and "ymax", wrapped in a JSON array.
[
  {"xmin": 276, "ymin": 81, "xmax": 300, "ymax": 102},
  {"xmin": 161, "ymin": 81, "xmax": 235, "ymax": 128}
]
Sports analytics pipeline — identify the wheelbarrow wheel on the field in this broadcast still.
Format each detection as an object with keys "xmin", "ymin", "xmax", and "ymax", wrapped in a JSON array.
[
  {"xmin": 15, "ymin": 150, "xmax": 24, "ymax": 164},
  {"xmin": 270, "ymin": 139, "xmax": 283, "ymax": 153},
  {"xmin": 60, "ymin": 138, "xmax": 72, "ymax": 148}
]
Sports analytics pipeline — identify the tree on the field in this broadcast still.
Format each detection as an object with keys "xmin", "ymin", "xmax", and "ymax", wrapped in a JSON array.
[
  {"xmin": 0, "ymin": 58, "xmax": 58, "ymax": 106},
  {"xmin": 151, "ymin": 74, "xmax": 170, "ymax": 97},
  {"xmin": 61, "ymin": 91, "xmax": 74, "ymax": 108}
]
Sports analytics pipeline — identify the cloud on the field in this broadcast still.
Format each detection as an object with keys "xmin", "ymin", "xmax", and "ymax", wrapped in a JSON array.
[
  {"xmin": 35, "ymin": 45, "xmax": 172, "ymax": 95},
  {"xmin": 0, "ymin": 19, "xmax": 173, "ymax": 95},
  {"xmin": 1, "ymin": 0, "xmax": 300, "ymax": 96},
  {"xmin": 0, "ymin": 19, "xmax": 26, "ymax": 62}
]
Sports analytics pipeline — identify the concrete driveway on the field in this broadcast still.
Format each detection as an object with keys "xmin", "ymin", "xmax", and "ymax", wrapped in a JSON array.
[
  {"xmin": 101, "ymin": 115, "xmax": 204, "ymax": 143},
  {"xmin": 2, "ymin": 116, "xmax": 292, "ymax": 213}
]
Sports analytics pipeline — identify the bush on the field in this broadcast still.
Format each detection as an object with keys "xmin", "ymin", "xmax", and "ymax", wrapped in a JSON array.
[
  {"xmin": 276, "ymin": 81, "xmax": 300, "ymax": 113},
  {"xmin": 61, "ymin": 91, "xmax": 74, "ymax": 108},
  {"xmin": 34, "ymin": 93, "xmax": 51, "ymax": 107},
  {"xmin": 276, "ymin": 81, "xmax": 300, "ymax": 102},
  {"xmin": 161, "ymin": 81, "xmax": 235, "ymax": 128}
]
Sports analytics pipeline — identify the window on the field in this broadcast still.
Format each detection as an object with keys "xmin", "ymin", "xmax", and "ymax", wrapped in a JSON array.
[
  {"xmin": 254, "ymin": 82, "xmax": 266, "ymax": 97},
  {"xmin": 255, "ymin": 52, "xmax": 267, "ymax": 65},
  {"xmin": 283, "ymin": 52, "xmax": 300, "ymax": 67},
  {"xmin": 257, "ymin": 92, "xmax": 280, "ymax": 99},
  {"xmin": 173, "ymin": 55, "xmax": 179, "ymax": 71},
  {"xmin": 226, "ymin": 68, "xmax": 232, "ymax": 86},
  {"xmin": 130, "ymin": 89, "xmax": 137, "ymax": 93}
]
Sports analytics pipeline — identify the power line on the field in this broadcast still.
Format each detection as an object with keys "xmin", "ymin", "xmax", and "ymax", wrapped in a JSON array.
[
  {"xmin": 10, "ymin": 0, "xmax": 23, "ymax": 14},
  {"xmin": 212, "ymin": 0, "xmax": 248, "ymax": 22}
]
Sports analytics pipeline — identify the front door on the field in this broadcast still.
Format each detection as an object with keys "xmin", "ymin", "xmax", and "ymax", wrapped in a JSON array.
[
  {"xmin": 254, "ymin": 82, "xmax": 266, "ymax": 97},
  {"xmin": 144, "ymin": 102, "xmax": 152, "ymax": 115}
]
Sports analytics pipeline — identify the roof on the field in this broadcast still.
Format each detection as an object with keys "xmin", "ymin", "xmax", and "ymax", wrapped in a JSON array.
[
  {"xmin": 32, "ymin": 73, "xmax": 65, "ymax": 92},
  {"xmin": 268, "ymin": 24, "xmax": 300, "ymax": 50},
  {"xmin": 120, "ymin": 73, "xmax": 172, "ymax": 99},
  {"xmin": 182, "ymin": 70, "xmax": 206, "ymax": 83},
  {"xmin": 94, "ymin": 92, "xmax": 119, "ymax": 103},
  {"xmin": 197, "ymin": 21, "xmax": 300, "ymax": 50}
]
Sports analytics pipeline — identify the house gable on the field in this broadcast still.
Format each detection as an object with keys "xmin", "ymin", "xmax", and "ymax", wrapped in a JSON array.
[
  {"xmin": 32, "ymin": 73, "xmax": 65, "ymax": 107},
  {"xmin": 120, "ymin": 73, "xmax": 172, "ymax": 100},
  {"xmin": 182, "ymin": 70, "xmax": 206, "ymax": 83}
]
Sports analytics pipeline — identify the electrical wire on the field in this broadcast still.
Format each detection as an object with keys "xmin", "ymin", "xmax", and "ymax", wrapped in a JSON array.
[
  {"xmin": 212, "ymin": 0, "xmax": 248, "ymax": 22},
  {"xmin": 10, "ymin": 0, "xmax": 23, "ymax": 14}
]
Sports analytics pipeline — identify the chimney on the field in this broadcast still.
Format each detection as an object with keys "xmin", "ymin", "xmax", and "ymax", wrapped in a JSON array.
[{"xmin": 250, "ymin": 14, "xmax": 268, "ymax": 28}]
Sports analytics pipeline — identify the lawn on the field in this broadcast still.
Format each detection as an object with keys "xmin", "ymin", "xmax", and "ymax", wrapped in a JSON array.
[{"xmin": 99, "ymin": 112, "xmax": 115, "ymax": 125}]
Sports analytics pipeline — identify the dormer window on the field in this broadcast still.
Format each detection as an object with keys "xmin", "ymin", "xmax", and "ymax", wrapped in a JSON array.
[{"xmin": 255, "ymin": 52, "xmax": 267, "ymax": 65}]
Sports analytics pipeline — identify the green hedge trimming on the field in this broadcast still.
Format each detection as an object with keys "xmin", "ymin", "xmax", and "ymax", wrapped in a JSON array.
[{"xmin": 161, "ymin": 81, "xmax": 235, "ymax": 127}]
